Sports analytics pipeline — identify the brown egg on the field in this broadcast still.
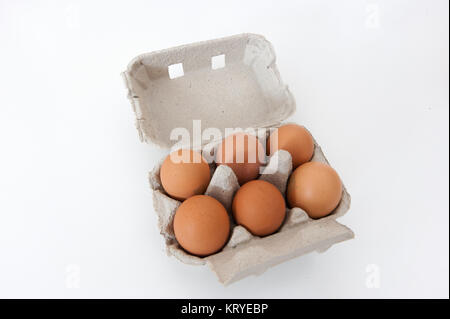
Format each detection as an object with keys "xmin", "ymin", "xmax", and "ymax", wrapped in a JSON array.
[
  {"xmin": 267, "ymin": 124, "xmax": 314, "ymax": 169},
  {"xmin": 173, "ymin": 195, "xmax": 230, "ymax": 256},
  {"xmin": 160, "ymin": 149, "xmax": 210, "ymax": 201},
  {"xmin": 287, "ymin": 161, "xmax": 342, "ymax": 219},
  {"xmin": 232, "ymin": 180, "xmax": 286, "ymax": 236},
  {"xmin": 216, "ymin": 132, "xmax": 265, "ymax": 185}
]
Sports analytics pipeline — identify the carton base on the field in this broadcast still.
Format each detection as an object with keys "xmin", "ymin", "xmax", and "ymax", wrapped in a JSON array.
[{"xmin": 206, "ymin": 218, "xmax": 354, "ymax": 285}]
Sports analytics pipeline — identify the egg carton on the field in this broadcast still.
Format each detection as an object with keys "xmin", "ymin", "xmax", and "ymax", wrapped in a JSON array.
[{"xmin": 122, "ymin": 33, "xmax": 354, "ymax": 285}]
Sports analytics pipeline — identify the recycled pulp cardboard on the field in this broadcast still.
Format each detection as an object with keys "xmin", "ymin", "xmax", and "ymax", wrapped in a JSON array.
[{"xmin": 122, "ymin": 33, "xmax": 354, "ymax": 285}]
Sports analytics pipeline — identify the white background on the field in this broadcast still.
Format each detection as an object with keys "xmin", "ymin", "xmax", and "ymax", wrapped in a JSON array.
[{"xmin": 0, "ymin": 0, "xmax": 448, "ymax": 298}]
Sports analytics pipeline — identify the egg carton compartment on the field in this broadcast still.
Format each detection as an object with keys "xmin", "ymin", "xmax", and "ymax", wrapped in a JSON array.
[{"xmin": 149, "ymin": 137, "xmax": 353, "ymax": 285}]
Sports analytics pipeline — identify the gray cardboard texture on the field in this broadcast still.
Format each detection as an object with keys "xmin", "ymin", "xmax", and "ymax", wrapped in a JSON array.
[
  {"xmin": 123, "ymin": 34, "xmax": 353, "ymax": 285},
  {"xmin": 123, "ymin": 33, "xmax": 295, "ymax": 148}
]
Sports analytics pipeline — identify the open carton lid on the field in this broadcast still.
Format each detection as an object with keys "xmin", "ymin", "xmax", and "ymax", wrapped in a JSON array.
[{"xmin": 122, "ymin": 33, "xmax": 296, "ymax": 148}]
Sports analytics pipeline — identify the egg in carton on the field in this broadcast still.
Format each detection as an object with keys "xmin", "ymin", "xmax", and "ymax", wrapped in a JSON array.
[{"xmin": 123, "ymin": 33, "xmax": 354, "ymax": 285}]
